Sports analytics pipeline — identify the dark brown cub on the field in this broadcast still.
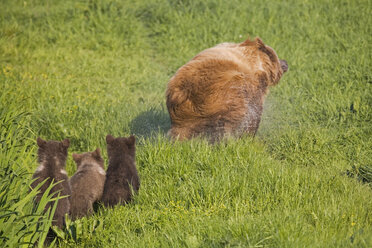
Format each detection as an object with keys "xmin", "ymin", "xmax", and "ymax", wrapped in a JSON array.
[
  {"xmin": 31, "ymin": 137, "xmax": 71, "ymax": 229},
  {"xmin": 102, "ymin": 135, "xmax": 140, "ymax": 207}
]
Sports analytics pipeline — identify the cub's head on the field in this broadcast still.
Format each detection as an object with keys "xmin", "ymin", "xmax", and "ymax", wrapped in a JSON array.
[
  {"xmin": 36, "ymin": 137, "xmax": 70, "ymax": 166},
  {"xmin": 106, "ymin": 135, "xmax": 136, "ymax": 160},
  {"xmin": 241, "ymin": 37, "xmax": 288, "ymax": 85},
  {"xmin": 72, "ymin": 148, "xmax": 104, "ymax": 169}
]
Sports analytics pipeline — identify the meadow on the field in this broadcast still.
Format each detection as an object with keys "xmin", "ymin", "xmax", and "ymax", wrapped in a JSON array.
[{"xmin": 1, "ymin": 0, "xmax": 371, "ymax": 247}]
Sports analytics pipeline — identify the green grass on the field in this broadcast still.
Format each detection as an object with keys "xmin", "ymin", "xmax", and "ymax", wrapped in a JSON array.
[{"xmin": 1, "ymin": 0, "xmax": 371, "ymax": 247}]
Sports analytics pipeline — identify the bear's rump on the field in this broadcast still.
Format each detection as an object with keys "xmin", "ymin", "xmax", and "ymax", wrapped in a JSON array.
[{"xmin": 169, "ymin": 71, "xmax": 262, "ymax": 138}]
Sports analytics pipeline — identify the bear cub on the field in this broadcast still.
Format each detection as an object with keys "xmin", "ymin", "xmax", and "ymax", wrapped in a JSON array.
[
  {"xmin": 31, "ymin": 137, "xmax": 71, "ymax": 229},
  {"xmin": 102, "ymin": 135, "xmax": 140, "ymax": 207},
  {"xmin": 69, "ymin": 148, "xmax": 106, "ymax": 220}
]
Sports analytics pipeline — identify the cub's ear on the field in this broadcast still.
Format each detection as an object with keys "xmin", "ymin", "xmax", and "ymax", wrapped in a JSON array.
[
  {"xmin": 127, "ymin": 135, "xmax": 136, "ymax": 146},
  {"xmin": 106, "ymin": 134, "xmax": 114, "ymax": 144},
  {"xmin": 72, "ymin": 153, "xmax": 82, "ymax": 163},
  {"xmin": 37, "ymin": 137, "xmax": 46, "ymax": 147},
  {"xmin": 255, "ymin": 37, "xmax": 265, "ymax": 49},
  {"xmin": 62, "ymin": 139, "xmax": 70, "ymax": 148},
  {"xmin": 92, "ymin": 148, "xmax": 101, "ymax": 159}
]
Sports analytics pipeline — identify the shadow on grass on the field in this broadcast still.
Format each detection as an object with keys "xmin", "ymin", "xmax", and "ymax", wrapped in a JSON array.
[{"xmin": 129, "ymin": 108, "xmax": 171, "ymax": 139}]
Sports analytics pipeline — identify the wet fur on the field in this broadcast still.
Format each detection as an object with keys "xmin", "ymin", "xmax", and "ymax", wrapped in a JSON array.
[
  {"xmin": 70, "ymin": 148, "xmax": 106, "ymax": 220},
  {"xmin": 102, "ymin": 135, "xmax": 140, "ymax": 207},
  {"xmin": 166, "ymin": 37, "xmax": 288, "ymax": 141}
]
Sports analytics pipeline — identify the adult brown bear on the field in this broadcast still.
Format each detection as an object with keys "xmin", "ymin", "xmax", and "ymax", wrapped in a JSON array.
[{"xmin": 166, "ymin": 37, "xmax": 288, "ymax": 141}]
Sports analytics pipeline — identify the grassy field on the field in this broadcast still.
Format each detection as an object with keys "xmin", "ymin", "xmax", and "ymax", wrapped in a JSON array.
[{"xmin": 1, "ymin": 0, "xmax": 371, "ymax": 247}]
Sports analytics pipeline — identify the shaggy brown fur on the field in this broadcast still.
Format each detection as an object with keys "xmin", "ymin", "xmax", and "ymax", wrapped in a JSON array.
[
  {"xmin": 31, "ymin": 137, "xmax": 71, "ymax": 229},
  {"xmin": 166, "ymin": 37, "xmax": 288, "ymax": 141},
  {"xmin": 102, "ymin": 135, "xmax": 140, "ymax": 207},
  {"xmin": 69, "ymin": 148, "xmax": 106, "ymax": 220}
]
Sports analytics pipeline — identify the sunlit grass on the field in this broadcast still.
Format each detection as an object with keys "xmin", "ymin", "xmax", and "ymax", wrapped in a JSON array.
[{"xmin": 1, "ymin": 0, "xmax": 371, "ymax": 247}]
